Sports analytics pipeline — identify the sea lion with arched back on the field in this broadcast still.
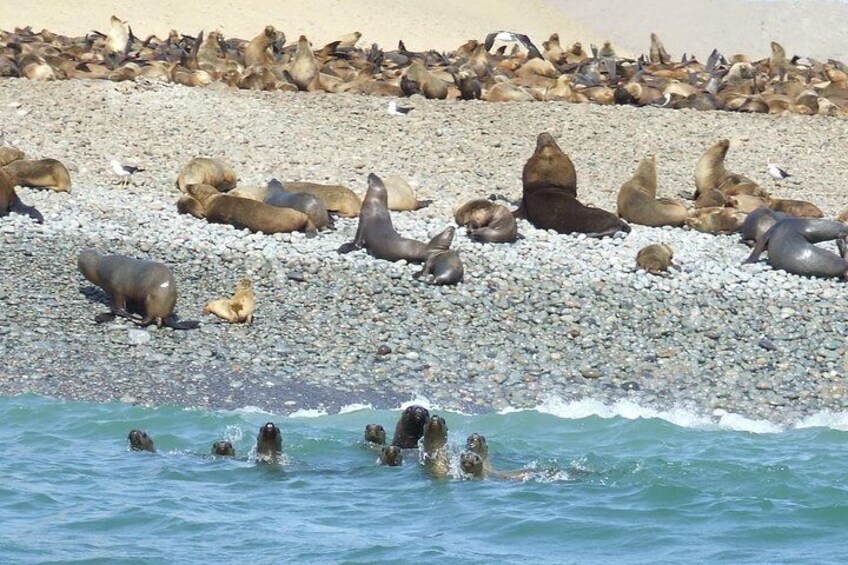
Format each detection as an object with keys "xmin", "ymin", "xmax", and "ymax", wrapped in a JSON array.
[
  {"xmin": 176, "ymin": 158, "xmax": 237, "ymax": 193},
  {"xmin": 413, "ymin": 226, "xmax": 464, "ymax": 285},
  {"xmin": 337, "ymin": 173, "xmax": 428, "ymax": 262},
  {"xmin": 77, "ymin": 249, "xmax": 200, "ymax": 330},
  {"xmin": 455, "ymin": 199, "xmax": 519, "ymax": 243},
  {"xmin": 617, "ymin": 155, "xmax": 688, "ymax": 227},
  {"xmin": 0, "ymin": 168, "xmax": 43, "ymax": 223},
  {"xmin": 744, "ymin": 218, "xmax": 848, "ymax": 278},
  {"xmin": 390, "ymin": 405, "xmax": 430, "ymax": 448},
  {"xmin": 693, "ymin": 139, "xmax": 766, "ymax": 200},
  {"xmin": 2, "ymin": 158, "xmax": 71, "ymax": 192}
]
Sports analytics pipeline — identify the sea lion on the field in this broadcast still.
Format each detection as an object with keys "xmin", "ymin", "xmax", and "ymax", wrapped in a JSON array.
[
  {"xmin": 337, "ymin": 173, "xmax": 428, "ymax": 262},
  {"xmin": 617, "ymin": 155, "xmax": 688, "ymax": 227},
  {"xmin": 176, "ymin": 158, "xmax": 237, "ymax": 193},
  {"xmin": 739, "ymin": 207, "xmax": 787, "ymax": 244},
  {"xmin": 211, "ymin": 440, "xmax": 235, "ymax": 457},
  {"xmin": 694, "ymin": 188, "xmax": 726, "ymax": 209},
  {"xmin": 379, "ymin": 445, "xmax": 403, "ymax": 466},
  {"xmin": 390, "ymin": 405, "xmax": 430, "ymax": 448},
  {"xmin": 2, "ymin": 158, "xmax": 71, "ymax": 192},
  {"xmin": 263, "ymin": 179, "xmax": 333, "ymax": 230},
  {"xmin": 0, "ymin": 168, "xmax": 43, "ymax": 223},
  {"xmin": 289, "ymin": 35, "xmax": 319, "ymax": 91},
  {"xmin": 382, "ymin": 175, "xmax": 432, "ymax": 211},
  {"xmin": 521, "ymin": 132, "xmax": 576, "ymax": 199},
  {"xmin": 744, "ymin": 218, "xmax": 848, "ymax": 278},
  {"xmin": 838, "ymin": 208, "xmax": 848, "ymax": 224},
  {"xmin": 244, "ymin": 25, "xmax": 279, "ymax": 67},
  {"xmin": 203, "ymin": 278, "xmax": 256, "ymax": 324},
  {"xmin": 185, "ymin": 183, "xmax": 316, "ymax": 234},
  {"xmin": 636, "ymin": 244, "xmax": 677, "ymax": 274},
  {"xmin": 0, "ymin": 146, "xmax": 24, "ymax": 167},
  {"xmin": 77, "ymin": 249, "xmax": 199, "ymax": 329},
  {"xmin": 767, "ymin": 198, "xmax": 824, "ymax": 218},
  {"xmin": 454, "ymin": 199, "xmax": 520, "ymax": 243},
  {"xmin": 727, "ymin": 194, "xmax": 768, "ymax": 213},
  {"xmin": 421, "ymin": 415, "xmax": 450, "ymax": 479},
  {"xmin": 693, "ymin": 139, "xmax": 766, "ymax": 200},
  {"xmin": 282, "ymin": 182, "xmax": 361, "ymax": 217},
  {"xmin": 255, "ymin": 421, "xmax": 283, "ymax": 463},
  {"xmin": 364, "ymin": 424, "xmax": 386, "ymax": 445},
  {"xmin": 128, "ymin": 429, "xmax": 155, "ymax": 452},
  {"xmin": 413, "ymin": 226, "xmax": 464, "ymax": 285},
  {"xmin": 686, "ymin": 207, "xmax": 745, "ymax": 234},
  {"xmin": 460, "ymin": 451, "xmax": 486, "ymax": 479}
]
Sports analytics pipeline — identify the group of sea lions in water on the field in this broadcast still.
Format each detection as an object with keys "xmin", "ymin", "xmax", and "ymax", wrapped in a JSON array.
[{"xmin": 3, "ymin": 17, "xmax": 848, "ymax": 117}]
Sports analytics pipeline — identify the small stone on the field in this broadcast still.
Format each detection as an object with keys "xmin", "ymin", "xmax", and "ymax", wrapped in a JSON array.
[
  {"xmin": 621, "ymin": 381, "xmax": 641, "ymax": 392},
  {"xmin": 376, "ymin": 344, "xmax": 392, "ymax": 356},
  {"xmin": 287, "ymin": 271, "xmax": 305, "ymax": 282},
  {"xmin": 755, "ymin": 381, "xmax": 772, "ymax": 391},
  {"xmin": 127, "ymin": 329, "xmax": 151, "ymax": 346},
  {"xmin": 580, "ymin": 368, "xmax": 601, "ymax": 379},
  {"xmin": 758, "ymin": 338, "xmax": 777, "ymax": 351}
]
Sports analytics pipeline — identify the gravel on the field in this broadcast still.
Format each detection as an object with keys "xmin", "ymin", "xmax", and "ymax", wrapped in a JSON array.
[{"xmin": 0, "ymin": 77, "xmax": 847, "ymax": 425}]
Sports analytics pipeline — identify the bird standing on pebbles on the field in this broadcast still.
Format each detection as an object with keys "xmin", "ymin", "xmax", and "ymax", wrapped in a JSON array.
[
  {"xmin": 387, "ymin": 100, "xmax": 413, "ymax": 116},
  {"xmin": 110, "ymin": 159, "xmax": 145, "ymax": 187},
  {"xmin": 767, "ymin": 162, "xmax": 791, "ymax": 181}
]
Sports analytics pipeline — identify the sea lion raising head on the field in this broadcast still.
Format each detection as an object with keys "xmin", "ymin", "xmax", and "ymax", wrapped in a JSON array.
[
  {"xmin": 616, "ymin": 155, "xmax": 688, "ymax": 227},
  {"xmin": 413, "ymin": 226, "xmax": 464, "ymax": 286},
  {"xmin": 421, "ymin": 415, "xmax": 450, "ymax": 479},
  {"xmin": 256, "ymin": 421, "xmax": 283, "ymax": 463},
  {"xmin": 128, "ymin": 429, "xmax": 155, "ymax": 452},
  {"xmin": 390, "ymin": 405, "xmax": 430, "ymax": 448}
]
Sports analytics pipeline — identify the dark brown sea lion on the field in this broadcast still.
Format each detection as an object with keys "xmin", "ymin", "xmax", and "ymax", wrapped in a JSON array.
[
  {"xmin": 176, "ymin": 158, "xmax": 237, "ymax": 193},
  {"xmin": 364, "ymin": 424, "xmax": 386, "ymax": 445},
  {"xmin": 454, "ymin": 199, "xmax": 520, "ymax": 243},
  {"xmin": 390, "ymin": 405, "xmax": 430, "ymax": 448},
  {"xmin": 185, "ymin": 183, "xmax": 316, "ymax": 234},
  {"xmin": 636, "ymin": 244, "xmax": 677, "ymax": 274},
  {"xmin": 77, "ymin": 249, "xmax": 199, "ymax": 329},
  {"xmin": 256, "ymin": 421, "xmax": 283, "ymax": 463},
  {"xmin": 617, "ymin": 155, "xmax": 688, "ymax": 227},
  {"xmin": 379, "ymin": 445, "xmax": 403, "ymax": 466},
  {"xmin": 421, "ymin": 415, "xmax": 450, "ymax": 479},
  {"xmin": 413, "ymin": 226, "xmax": 464, "ymax": 285},
  {"xmin": 2, "ymin": 158, "xmax": 71, "ymax": 192},
  {"xmin": 203, "ymin": 278, "xmax": 256, "ymax": 324},
  {"xmin": 0, "ymin": 146, "xmax": 25, "ymax": 167},
  {"xmin": 337, "ymin": 173, "xmax": 428, "ymax": 262},
  {"xmin": 211, "ymin": 440, "xmax": 235, "ymax": 456},
  {"xmin": 744, "ymin": 218, "xmax": 848, "ymax": 278},
  {"xmin": 739, "ymin": 207, "xmax": 787, "ymax": 244},
  {"xmin": 521, "ymin": 132, "xmax": 576, "ymax": 199},
  {"xmin": 0, "ymin": 168, "xmax": 43, "ymax": 223},
  {"xmin": 282, "ymin": 182, "xmax": 361, "ymax": 217},
  {"xmin": 128, "ymin": 429, "xmax": 156, "ymax": 452}
]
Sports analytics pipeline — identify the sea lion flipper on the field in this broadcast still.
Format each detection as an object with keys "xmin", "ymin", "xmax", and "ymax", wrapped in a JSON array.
[
  {"xmin": 165, "ymin": 317, "xmax": 200, "ymax": 330},
  {"xmin": 337, "ymin": 242, "xmax": 359, "ymax": 254},
  {"xmin": 743, "ymin": 237, "xmax": 768, "ymax": 264},
  {"xmin": 94, "ymin": 312, "xmax": 117, "ymax": 324},
  {"xmin": 10, "ymin": 198, "xmax": 44, "ymax": 223}
]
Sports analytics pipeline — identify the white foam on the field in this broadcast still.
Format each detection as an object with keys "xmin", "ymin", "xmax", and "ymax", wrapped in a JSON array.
[
  {"xmin": 288, "ymin": 408, "xmax": 329, "ymax": 419},
  {"xmin": 337, "ymin": 403, "xmax": 373, "ymax": 414},
  {"xmin": 794, "ymin": 411, "xmax": 848, "ymax": 431}
]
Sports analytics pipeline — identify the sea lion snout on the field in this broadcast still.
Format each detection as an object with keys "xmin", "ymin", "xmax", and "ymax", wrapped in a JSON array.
[{"xmin": 260, "ymin": 422, "xmax": 280, "ymax": 439}]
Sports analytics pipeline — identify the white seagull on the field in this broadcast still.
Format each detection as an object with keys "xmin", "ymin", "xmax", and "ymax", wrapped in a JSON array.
[
  {"xmin": 110, "ymin": 159, "xmax": 145, "ymax": 186},
  {"xmin": 767, "ymin": 162, "xmax": 791, "ymax": 181},
  {"xmin": 387, "ymin": 100, "xmax": 414, "ymax": 116}
]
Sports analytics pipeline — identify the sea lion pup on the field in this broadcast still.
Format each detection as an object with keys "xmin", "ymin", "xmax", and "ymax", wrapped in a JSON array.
[
  {"xmin": 767, "ymin": 198, "xmax": 824, "ymax": 218},
  {"xmin": 390, "ymin": 405, "xmax": 430, "ymax": 448},
  {"xmin": 616, "ymin": 155, "xmax": 688, "ymax": 227},
  {"xmin": 203, "ymin": 278, "xmax": 256, "ymax": 324},
  {"xmin": 454, "ymin": 199, "xmax": 519, "ymax": 243},
  {"xmin": 0, "ymin": 146, "xmax": 24, "ymax": 167},
  {"xmin": 379, "ymin": 445, "xmax": 403, "ymax": 467},
  {"xmin": 0, "ymin": 168, "xmax": 43, "ymax": 223},
  {"xmin": 744, "ymin": 218, "xmax": 848, "ymax": 278},
  {"xmin": 413, "ymin": 226, "xmax": 464, "ymax": 286},
  {"xmin": 636, "ymin": 244, "xmax": 677, "ymax": 274},
  {"xmin": 289, "ymin": 35, "xmax": 319, "ymax": 91},
  {"xmin": 128, "ymin": 429, "xmax": 155, "ymax": 452},
  {"xmin": 337, "ymin": 173, "xmax": 429, "ymax": 262},
  {"xmin": 255, "ymin": 422, "xmax": 283, "ymax": 463},
  {"xmin": 693, "ymin": 139, "xmax": 766, "ymax": 200},
  {"xmin": 685, "ymin": 207, "xmax": 746, "ymax": 234},
  {"xmin": 460, "ymin": 451, "xmax": 487, "ymax": 479},
  {"xmin": 176, "ymin": 158, "xmax": 237, "ymax": 193},
  {"xmin": 364, "ymin": 424, "xmax": 386, "ymax": 445},
  {"xmin": 77, "ymin": 249, "xmax": 200, "ymax": 330},
  {"xmin": 211, "ymin": 440, "xmax": 235, "ymax": 457},
  {"xmin": 2, "ymin": 158, "xmax": 71, "ymax": 192},
  {"xmin": 185, "ymin": 183, "xmax": 316, "ymax": 234},
  {"xmin": 282, "ymin": 181, "xmax": 361, "ymax": 217},
  {"xmin": 382, "ymin": 175, "xmax": 432, "ymax": 211},
  {"xmin": 421, "ymin": 415, "xmax": 450, "ymax": 479}
]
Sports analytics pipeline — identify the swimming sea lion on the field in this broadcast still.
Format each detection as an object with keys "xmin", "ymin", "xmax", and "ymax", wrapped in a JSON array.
[
  {"xmin": 636, "ymin": 243, "xmax": 677, "ymax": 274},
  {"xmin": 211, "ymin": 440, "xmax": 236, "ymax": 456},
  {"xmin": 413, "ymin": 226, "xmax": 464, "ymax": 285},
  {"xmin": 0, "ymin": 146, "xmax": 24, "ymax": 167},
  {"xmin": 337, "ymin": 173, "xmax": 428, "ymax": 262},
  {"xmin": 744, "ymin": 218, "xmax": 848, "ymax": 278},
  {"xmin": 617, "ymin": 155, "xmax": 688, "ymax": 227},
  {"xmin": 390, "ymin": 405, "xmax": 430, "ymax": 448},
  {"xmin": 379, "ymin": 445, "xmax": 403, "ymax": 466},
  {"xmin": 382, "ymin": 175, "xmax": 432, "ymax": 211},
  {"xmin": 455, "ymin": 199, "xmax": 520, "ymax": 243},
  {"xmin": 128, "ymin": 429, "xmax": 155, "ymax": 452},
  {"xmin": 693, "ymin": 139, "xmax": 765, "ymax": 200},
  {"xmin": 364, "ymin": 424, "xmax": 386, "ymax": 445},
  {"xmin": 421, "ymin": 415, "xmax": 450, "ymax": 479},
  {"xmin": 185, "ymin": 183, "xmax": 316, "ymax": 234},
  {"xmin": 460, "ymin": 451, "xmax": 486, "ymax": 478},
  {"xmin": 0, "ymin": 168, "xmax": 43, "ymax": 223},
  {"xmin": 282, "ymin": 182, "xmax": 361, "ymax": 217},
  {"xmin": 203, "ymin": 278, "xmax": 256, "ymax": 324},
  {"xmin": 256, "ymin": 421, "xmax": 283, "ymax": 463},
  {"xmin": 2, "ymin": 158, "xmax": 71, "ymax": 192},
  {"xmin": 176, "ymin": 158, "xmax": 237, "ymax": 193},
  {"xmin": 77, "ymin": 249, "xmax": 199, "ymax": 329}
]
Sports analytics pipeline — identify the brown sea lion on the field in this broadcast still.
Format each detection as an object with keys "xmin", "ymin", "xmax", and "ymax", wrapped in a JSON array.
[
  {"xmin": 128, "ymin": 429, "xmax": 155, "ymax": 452},
  {"xmin": 2, "ymin": 158, "xmax": 71, "ymax": 192},
  {"xmin": 255, "ymin": 421, "xmax": 283, "ymax": 463},
  {"xmin": 694, "ymin": 188, "xmax": 727, "ymax": 209},
  {"xmin": 521, "ymin": 132, "xmax": 576, "ymax": 199},
  {"xmin": 617, "ymin": 155, "xmax": 688, "ymax": 227},
  {"xmin": 693, "ymin": 139, "xmax": 765, "ymax": 200},
  {"xmin": 0, "ymin": 146, "xmax": 24, "ymax": 167},
  {"xmin": 460, "ymin": 451, "xmax": 487, "ymax": 479},
  {"xmin": 421, "ymin": 415, "xmax": 450, "ymax": 479},
  {"xmin": 636, "ymin": 244, "xmax": 677, "ymax": 274},
  {"xmin": 454, "ymin": 199, "xmax": 520, "ymax": 243},
  {"xmin": 744, "ymin": 218, "xmax": 848, "ymax": 278},
  {"xmin": 364, "ymin": 424, "xmax": 386, "ymax": 445},
  {"xmin": 337, "ymin": 173, "xmax": 428, "ymax": 262},
  {"xmin": 767, "ymin": 198, "xmax": 824, "ymax": 218},
  {"xmin": 203, "ymin": 278, "xmax": 256, "ymax": 324},
  {"xmin": 289, "ymin": 35, "xmax": 319, "ymax": 91},
  {"xmin": 185, "ymin": 183, "xmax": 316, "ymax": 234},
  {"xmin": 413, "ymin": 226, "xmax": 464, "ymax": 285},
  {"xmin": 263, "ymin": 179, "xmax": 333, "ymax": 230},
  {"xmin": 282, "ymin": 182, "xmax": 361, "ymax": 217},
  {"xmin": 838, "ymin": 208, "xmax": 848, "ymax": 224},
  {"xmin": 390, "ymin": 405, "xmax": 430, "ymax": 448},
  {"xmin": 379, "ymin": 445, "xmax": 403, "ymax": 466},
  {"xmin": 382, "ymin": 175, "xmax": 432, "ymax": 211},
  {"xmin": 176, "ymin": 158, "xmax": 237, "ymax": 193},
  {"xmin": 727, "ymin": 194, "xmax": 768, "ymax": 213},
  {"xmin": 686, "ymin": 207, "xmax": 746, "ymax": 234},
  {"xmin": 0, "ymin": 168, "xmax": 43, "ymax": 223},
  {"xmin": 211, "ymin": 440, "xmax": 235, "ymax": 457},
  {"xmin": 77, "ymin": 249, "xmax": 199, "ymax": 329},
  {"xmin": 244, "ymin": 25, "xmax": 279, "ymax": 67}
]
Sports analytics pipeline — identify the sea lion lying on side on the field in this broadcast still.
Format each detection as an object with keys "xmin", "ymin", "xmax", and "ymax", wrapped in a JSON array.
[
  {"xmin": 382, "ymin": 175, "xmax": 432, "ymax": 211},
  {"xmin": 413, "ymin": 226, "xmax": 464, "ymax": 285},
  {"xmin": 176, "ymin": 157, "xmax": 237, "ymax": 193},
  {"xmin": 454, "ymin": 199, "xmax": 520, "ymax": 243},
  {"xmin": 282, "ymin": 181, "xmax": 362, "ymax": 217},
  {"xmin": 230, "ymin": 181, "xmax": 334, "ymax": 230},
  {"xmin": 203, "ymin": 278, "xmax": 256, "ymax": 324},
  {"xmin": 744, "ymin": 218, "xmax": 848, "ymax": 278},
  {"xmin": 2, "ymin": 158, "xmax": 72, "ymax": 192}
]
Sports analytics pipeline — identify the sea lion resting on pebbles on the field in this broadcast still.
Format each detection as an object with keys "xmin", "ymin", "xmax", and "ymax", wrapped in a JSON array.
[
  {"xmin": 0, "ymin": 168, "xmax": 43, "ymax": 223},
  {"xmin": 413, "ymin": 226, "xmax": 464, "ymax": 285},
  {"xmin": 0, "ymin": 146, "xmax": 25, "ymax": 167},
  {"xmin": 693, "ymin": 139, "xmax": 767, "ymax": 200},
  {"xmin": 128, "ymin": 429, "xmax": 156, "ymax": 452},
  {"xmin": 77, "ymin": 249, "xmax": 199, "ymax": 329},
  {"xmin": 739, "ymin": 207, "xmax": 788, "ymax": 245},
  {"xmin": 454, "ymin": 199, "xmax": 520, "ymax": 243},
  {"xmin": 421, "ymin": 415, "xmax": 450, "ymax": 479},
  {"xmin": 255, "ymin": 422, "xmax": 283, "ymax": 463},
  {"xmin": 282, "ymin": 182, "xmax": 361, "ymax": 217},
  {"xmin": 744, "ymin": 218, "xmax": 848, "ymax": 278},
  {"xmin": 636, "ymin": 244, "xmax": 677, "ymax": 274},
  {"xmin": 230, "ymin": 181, "xmax": 334, "ymax": 231},
  {"xmin": 176, "ymin": 157, "xmax": 237, "ymax": 193},
  {"xmin": 337, "ymin": 173, "xmax": 428, "ymax": 262},
  {"xmin": 2, "ymin": 158, "xmax": 72, "ymax": 192},
  {"xmin": 617, "ymin": 155, "xmax": 687, "ymax": 227},
  {"xmin": 686, "ymin": 207, "xmax": 746, "ymax": 234},
  {"xmin": 203, "ymin": 278, "xmax": 256, "ymax": 324},
  {"xmin": 382, "ymin": 175, "xmax": 432, "ymax": 211},
  {"xmin": 390, "ymin": 405, "xmax": 430, "ymax": 448}
]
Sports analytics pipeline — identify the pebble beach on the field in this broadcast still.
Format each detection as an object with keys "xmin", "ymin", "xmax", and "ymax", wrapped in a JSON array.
[{"xmin": 1, "ymin": 75, "xmax": 847, "ymax": 425}]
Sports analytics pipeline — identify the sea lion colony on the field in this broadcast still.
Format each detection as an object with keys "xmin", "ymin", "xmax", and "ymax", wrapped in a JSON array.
[{"xmin": 2, "ymin": 19, "xmax": 848, "ymax": 117}]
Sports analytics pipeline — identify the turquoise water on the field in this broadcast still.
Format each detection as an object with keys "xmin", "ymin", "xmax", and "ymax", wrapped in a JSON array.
[{"xmin": 1, "ymin": 395, "xmax": 847, "ymax": 564}]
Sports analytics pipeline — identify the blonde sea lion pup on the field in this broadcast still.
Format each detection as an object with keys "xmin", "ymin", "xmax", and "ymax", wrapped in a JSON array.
[
  {"xmin": 382, "ymin": 175, "xmax": 432, "ymax": 211},
  {"xmin": 0, "ymin": 146, "xmax": 24, "ymax": 167},
  {"xmin": 413, "ymin": 226, "xmax": 464, "ymax": 286},
  {"xmin": 636, "ymin": 244, "xmax": 677, "ymax": 274},
  {"xmin": 2, "ymin": 158, "xmax": 71, "ymax": 192},
  {"xmin": 176, "ymin": 158, "xmax": 237, "ymax": 193},
  {"xmin": 616, "ymin": 155, "xmax": 688, "ymax": 227},
  {"xmin": 693, "ymin": 139, "xmax": 765, "ymax": 199},
  {"xmin": 244, "ymin": 25, "xmax": 280, "ymax": 67},
  {"xmin": 289, "ymin": 35, "xmax": 319, "ymax": 91},
  {"xmin": 203, "ymin": 279, "xmax": 256, "ymax": 324},
  {"xmin": 105, "ymin": 15, "xmax": 129, "ymax": 56},
  {"xmin": 686, "ymin": 207, "xmax": 746, "ymax": 234}
]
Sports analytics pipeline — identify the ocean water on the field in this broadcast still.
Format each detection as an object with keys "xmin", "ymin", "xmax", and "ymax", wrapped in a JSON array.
[{"xmin": 2, "ymin": 395, "xmax": 847, "ymax": 564}]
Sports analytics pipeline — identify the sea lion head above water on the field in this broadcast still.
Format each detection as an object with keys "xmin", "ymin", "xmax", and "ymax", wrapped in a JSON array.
[
  {"xmin": 379, "ymin": 445, "xmax": 403, "ymax": 466},
  {"xmin": 390, "ymin": 404, "xmax": 430, "ymax": 448},
  {"xmin": 460, "ymin": 451, "xmax": 485, "ymax": 478},
  {"xmin": 256, "ymin": 421, "xmax": 282, "ymax": 461},
  {"xmin": 211, "ymin": 440, "xmax": 235, "ymax": 456},
  {"xmin": 128, "ymin": 429, "xmax": 156, "ymax": 452},
  {"xmin": 364, "ymin": 423, "xmax": 386, "ymax": 445}
]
